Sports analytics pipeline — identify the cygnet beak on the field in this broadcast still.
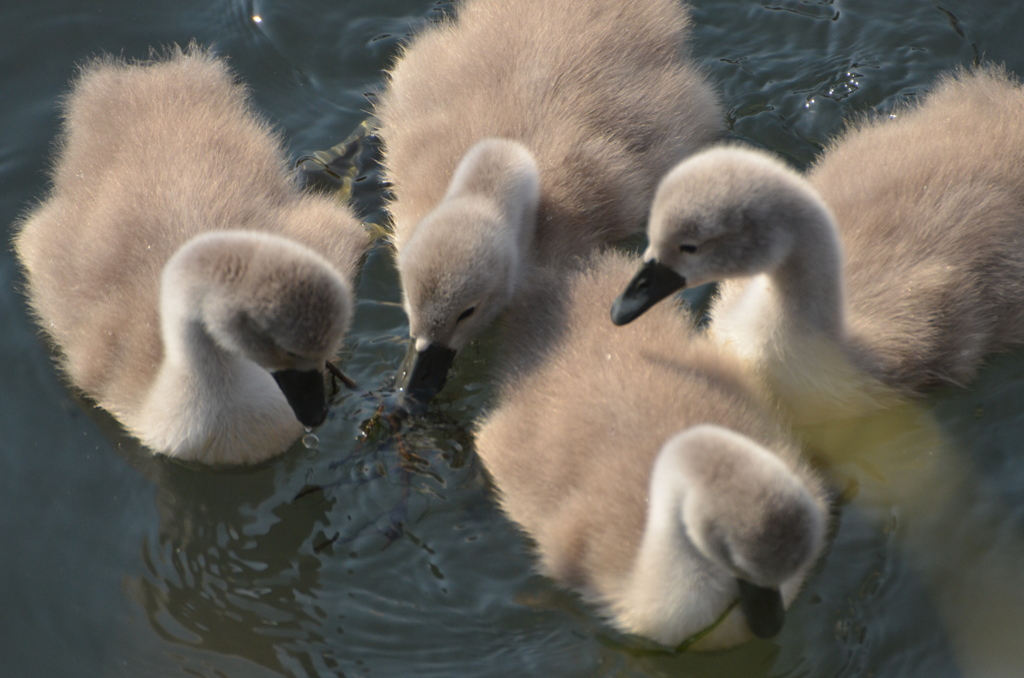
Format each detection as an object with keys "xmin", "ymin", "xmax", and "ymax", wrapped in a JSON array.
[
  {"xmin": 610, "ymin": 260, "xmax": 687, "ymax": 325},
  {"xmin": 397, "ymin": 341, "xmax": 457, "ymax": 408},
  {"xmin": 272, "ymin": 368, "xmax": 328, "ymax": 428},
  {"xmin": 736, "ymin": 579, "xmax": 785, "ymax": 639}
]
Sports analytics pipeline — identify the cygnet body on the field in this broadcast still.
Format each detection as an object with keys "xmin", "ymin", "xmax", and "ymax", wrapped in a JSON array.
[
  {"xmin": 14, "ymin": 48, "xmax": 368, "ymax": 464},
  {"xmin": 613, "ymin": 67, "xmax": 1024, "ymax": 422},
  {"xmin": 375, "ymin": 0, "xmax": 724, "ymax": 402},
  {"xmin": 476, "ymin": 252, "xmax": 829, "ymax": 648}
]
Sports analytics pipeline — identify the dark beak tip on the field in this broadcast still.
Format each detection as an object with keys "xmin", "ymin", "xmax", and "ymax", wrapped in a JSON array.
[
  {"xmin": 610, "ymin": 260, "xmax": 687, "ymax": 326},
  {"xmin": 397, "ymin": 342, "xmax": 458, "ymax": 406},
  {"xmin": 609, "ymin": 298, "xmax": 633, "ymax": 326},
  {"xmin": 300, "ymin": 407, "xmax": 328, "ymax": 429},
  {"xmin": 750, "ymin": 616, "xmax": 784, "ymax": 640},
  {"xmin": 272, "ymin": 368, "xmax": 328, "ymax": 429},
  {"xmin": 736, "ymin": 579, "xmax": 786, "ymax": 640}
]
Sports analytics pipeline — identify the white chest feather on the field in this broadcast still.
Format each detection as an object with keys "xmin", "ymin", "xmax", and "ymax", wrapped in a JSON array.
[
  {"xmin": 125, "ymin": 357, "xmax": 302, "ymax": 465},
  {"xmin": 710, "ymin": 276, "xmax": 899, "ymax": 426}
]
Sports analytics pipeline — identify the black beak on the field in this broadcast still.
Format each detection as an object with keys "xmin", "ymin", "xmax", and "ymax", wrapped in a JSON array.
[
  {"xmin": 736, "ymin": 579, "xmax": 785, "ymax": 639},
  {"xmin": 272, "ymin": 369, "xmax": 328, "ymax": 428},
  {"xmin": 397, "ymin": 341, "xmax": 458, "ymax": 407},
  {"xmin": 610, "ymin": 260, "xmax": 687, "ymax": 326}
]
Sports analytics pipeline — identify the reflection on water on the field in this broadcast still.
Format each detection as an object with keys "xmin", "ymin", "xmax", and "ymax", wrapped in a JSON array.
[
  {"xmin": 129, "ymin": 473, "xmax": 333, "ymax": 672},
  {"xmin": 800, "ymin": 369, "xmax": 1024, "ymax": 678},
  {"xmin": 114, "ymin": 386, "xmax": 526, "ymax": 676}
]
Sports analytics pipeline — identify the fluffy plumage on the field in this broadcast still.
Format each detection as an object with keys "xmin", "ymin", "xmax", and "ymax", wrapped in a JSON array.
[
  {"xmin": 375, "ymin": 0, "xmax": 724, "ymax": 399},
  {"xmin": 14, "ymin": 47, "xmax": 368, "ymax": 464},
  {"xmin": 476, "ymin": 252, "xmax": 829, "ymax": 648},
  {"xmin": 616, "ymin": 67, "xmax": 1024, "ymax": 422}
]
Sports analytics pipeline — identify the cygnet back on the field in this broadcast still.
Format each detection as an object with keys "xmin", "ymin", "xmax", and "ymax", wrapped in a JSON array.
[
  {"xmin": 815, "ymin": 66, "xmax": 1024, "ymax": 390},
  {"xmin": 379, "ymin": 0, "xmax": 722, "ymax": 259}
]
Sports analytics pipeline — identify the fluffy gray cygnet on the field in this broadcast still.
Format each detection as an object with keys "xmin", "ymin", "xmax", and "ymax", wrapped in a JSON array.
[
  {"xmin": 376, "ymin": 0, "xmax": 724, "ymax": 403},
  {"xmin": 614, "ymin": 67, "xmax": 1024, "ymax": 423},
  {"xmin": 476, "ymin": 251, "xmax": 829, "ymax": 648},
  {"xmin": 14, "ymin": 47, "xmax": 368, "ymax": 464}
]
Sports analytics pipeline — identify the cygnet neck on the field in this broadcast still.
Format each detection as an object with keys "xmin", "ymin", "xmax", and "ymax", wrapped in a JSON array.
[
  {"xmin": 622, "ymin": 444, "xmax": 735, "ymax": 646},
  {"xmin": 444, "ymin": 137, "xmax": 539, "ymax": 281},
  {"xmin": 716, "ymin": 183, "xmax": 848, "ymax": 351},
  {"xmin": 158, "ymin": 250, "xmax": 243, "ymax": 382},
  {"xmin": 133, "ymin": 237, "xmax": 301, "ymax": 463},
  {"xmin": 770, "ymin": 195, "xmax": 847, "ymax": 341}
]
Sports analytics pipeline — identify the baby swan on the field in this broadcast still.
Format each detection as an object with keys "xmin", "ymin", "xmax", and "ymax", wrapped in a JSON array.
[
  {"xmin": 14, "ymin": 48, "xmax": 368, "ymax": 465},
  {"xmin": 613, "ymin": 67, "xmax": 1024, "ymax": 421},
  {"xmin": 476, "ymin": 252, "xmax": 828, "ymax": 648},
  {"xmin": 395, "ymin": 139, "xmax": 540, "ymax": 395},
  {"xmin": 376, "ymin": 0, "xmax": 724, "ymax": 403}
]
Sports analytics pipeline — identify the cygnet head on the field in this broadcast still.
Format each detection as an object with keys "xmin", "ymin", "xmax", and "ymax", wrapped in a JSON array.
[
  {"xmin": 634, "ymin": 424, "xmax": 827, "ymax": 646},
  {"xmin": 612, "ymin": 146, "xmax": 827, "ymax": 325},
  {"xmin": 165, "ymin": 231, "xmax": 354, "ymax": 427},
  {"xmin": 396, "ymin": 139, "xmax": 539, "ymax": 405}
]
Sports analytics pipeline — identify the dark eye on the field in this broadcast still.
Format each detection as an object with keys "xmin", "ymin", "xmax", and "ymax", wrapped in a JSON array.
[
  {"xmin": 679, "ymin": 244, "xmax": 698, "ymax": 253},
  {"xmin": 456, "ymin": 306, "xmax": 476, "ymax": 323}
]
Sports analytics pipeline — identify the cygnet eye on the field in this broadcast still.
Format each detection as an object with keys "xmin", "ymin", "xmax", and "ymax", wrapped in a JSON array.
[
  {"xmin": 456, "ymin": 306, "xmax": 476, "ymax": 324},
  {"xmin": 679, "ymin": 244, "xmax": 698, "ymax": 254}
]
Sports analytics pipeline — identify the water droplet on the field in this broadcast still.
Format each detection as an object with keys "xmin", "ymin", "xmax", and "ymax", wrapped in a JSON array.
[{"xmin": 302, "ymin": 432, "xmax": 319, "ymax": 450}]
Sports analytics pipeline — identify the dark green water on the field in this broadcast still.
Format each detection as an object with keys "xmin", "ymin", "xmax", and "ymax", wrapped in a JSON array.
[{"xmin": 3, "ymin": 1, "xmax": 1024, "ymax": 676}]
